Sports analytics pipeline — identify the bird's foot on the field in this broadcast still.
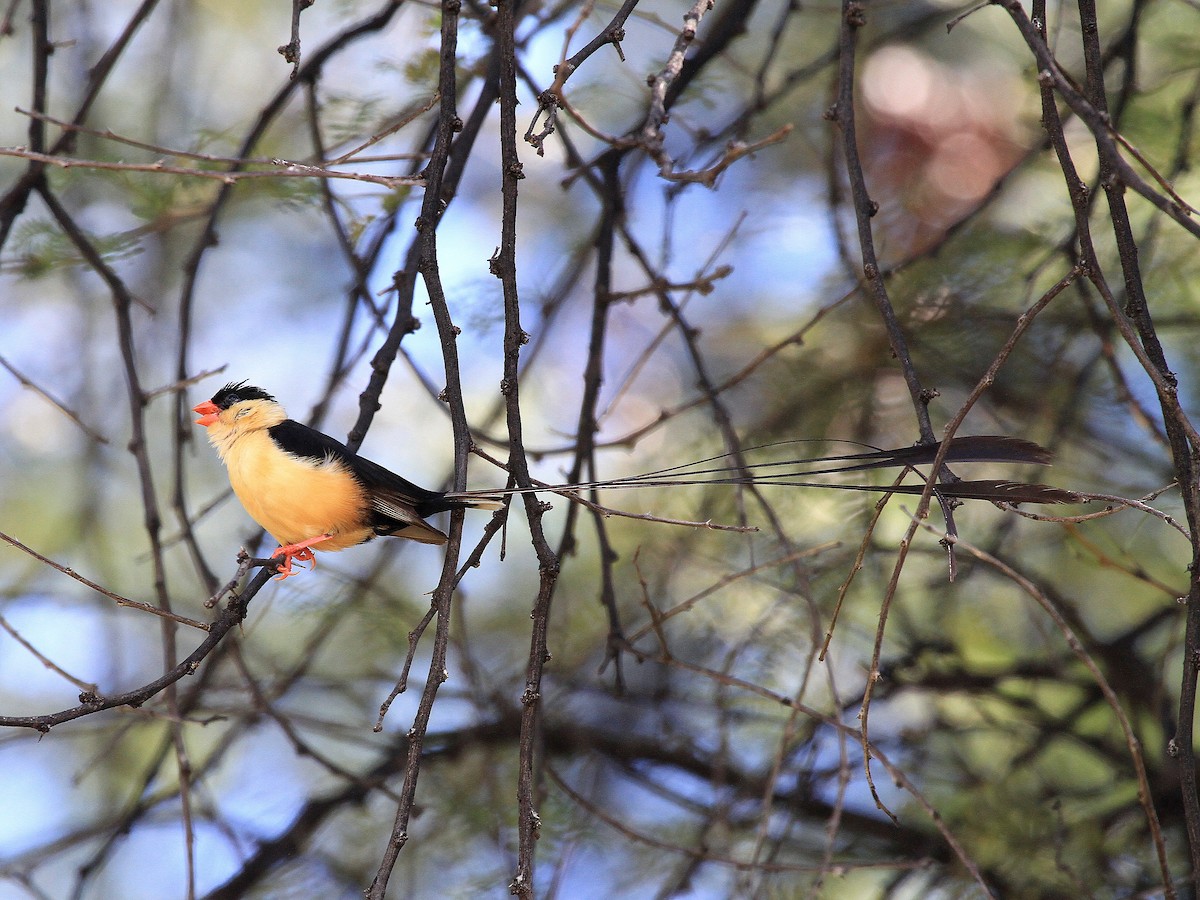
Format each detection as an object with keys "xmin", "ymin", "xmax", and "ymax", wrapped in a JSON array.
[{"xmin": 271, "ymin": 534, "xmax": 333, "ymax": 580}]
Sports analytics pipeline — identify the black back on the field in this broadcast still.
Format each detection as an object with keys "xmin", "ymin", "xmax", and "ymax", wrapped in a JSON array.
[{"xmin": 267, "ymin": 419, "xmax": 457, "ymax": 518}]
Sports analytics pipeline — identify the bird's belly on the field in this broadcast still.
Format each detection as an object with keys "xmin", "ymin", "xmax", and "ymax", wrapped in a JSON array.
[{"xmin": 227, "ymin": 442, "xmax": 370, "ymax": 551}]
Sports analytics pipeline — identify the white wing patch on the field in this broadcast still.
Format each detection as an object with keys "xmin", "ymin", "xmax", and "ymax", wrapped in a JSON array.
[{"xmin": 370, "ymin": 494, "xmax": 425, "ymax": 527}]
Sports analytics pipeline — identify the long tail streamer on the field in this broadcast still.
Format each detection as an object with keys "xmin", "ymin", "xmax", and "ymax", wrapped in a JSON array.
[{"xmin": 450, "ymin": 435, "xmax": 1083, "ymax": 506}]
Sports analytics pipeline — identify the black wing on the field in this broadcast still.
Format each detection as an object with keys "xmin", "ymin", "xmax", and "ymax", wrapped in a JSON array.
[{"xmin": 267, "ymin": 419, "xmax": 454, "ymax": 516}]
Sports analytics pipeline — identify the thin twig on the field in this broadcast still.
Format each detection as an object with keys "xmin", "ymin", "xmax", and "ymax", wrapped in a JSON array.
[
  {"xmin": 278, "ymin": 0, "xmax": 315, "ymax": 76},
  {"xmin": 0, "ymin": 531, "xmax": 209, "ymax": 631},
  {"xmin": 0, "ymin": 613, "xmax": 99, "ymax": 693},
  {"xmin": 932, "ymin": 524, "xmax": 1172, "ymax": 898},
  {"xmin": 0, "ymin": 567, "xmax": 271, "ymax": 731},
  {"xmin": 0, "ymin": 353, "xmax": 109, "ymax": 444},
  {"xmin": 0, "ymin": 146, "xmax": 424, "ymax": 188}
]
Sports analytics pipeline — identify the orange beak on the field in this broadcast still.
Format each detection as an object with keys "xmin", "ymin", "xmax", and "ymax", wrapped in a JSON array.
[{"xmin": 193, "ymin": 400, "xmax": 220, "ymax": 427}]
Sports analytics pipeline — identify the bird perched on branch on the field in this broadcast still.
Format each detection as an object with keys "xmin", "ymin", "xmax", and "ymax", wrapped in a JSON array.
[
  {"xmin": 193, "ymin": 381, "xmax": 1081, "ymax": 579},
  {"xmin": 193, "ymin": 382, "xmax": 503, "ymax": 578}
]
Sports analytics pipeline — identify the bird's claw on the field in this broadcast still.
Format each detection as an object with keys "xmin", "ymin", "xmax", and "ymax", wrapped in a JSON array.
[
  {"xmin": 270, "ymin": 536, "xmax": 331, "ymax": 580},
  {"xmin": 272, "ymin": 547, "xmax": 315, "ymax": 580}
]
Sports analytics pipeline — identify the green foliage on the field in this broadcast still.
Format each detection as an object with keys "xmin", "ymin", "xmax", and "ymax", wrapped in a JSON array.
[{"xmin": 5, "ymin": 217, "xmax": 142, "ymax": 277}]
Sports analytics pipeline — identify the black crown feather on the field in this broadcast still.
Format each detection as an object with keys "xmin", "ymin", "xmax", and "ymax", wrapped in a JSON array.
[{"xmin": 210, "ymin": 380, "xmax": 275, "ymax": 410}]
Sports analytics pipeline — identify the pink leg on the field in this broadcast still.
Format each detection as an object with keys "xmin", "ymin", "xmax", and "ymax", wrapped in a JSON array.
[{"xmin": 271, "ymin": 534, "xmax": 333, "ymax": 580}]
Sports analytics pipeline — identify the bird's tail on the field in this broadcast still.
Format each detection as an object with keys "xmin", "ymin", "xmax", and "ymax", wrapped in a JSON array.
[
  {"xmin": 444, "ymin": 435, "xmax": 1083, "ymax": 506},
  {"xmin": 450, "ymin": 495, "xmax": 506, "ymax": 511}
]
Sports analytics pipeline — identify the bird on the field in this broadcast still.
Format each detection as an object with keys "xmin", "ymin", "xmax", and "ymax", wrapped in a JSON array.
[
  {"xmin": 192, "ymin": 381, "xmax": 503, "ymax": 578},
  {"xmin": 193, "ymin": 381, "xmax": 1082, "ymax": 579}
]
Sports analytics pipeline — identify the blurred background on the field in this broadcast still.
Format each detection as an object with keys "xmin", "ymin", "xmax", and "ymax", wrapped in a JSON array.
[{"xmin": 1, "ymin": 0, "xmax": 1199, "ymax": 897}]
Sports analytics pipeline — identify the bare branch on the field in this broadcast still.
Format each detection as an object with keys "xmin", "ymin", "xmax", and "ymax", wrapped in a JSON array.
[{"xmin": 0, "ymin": 146, "xmax": 425, "ymax": 188}]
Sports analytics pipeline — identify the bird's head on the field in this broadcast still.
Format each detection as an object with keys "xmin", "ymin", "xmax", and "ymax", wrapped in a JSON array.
[{"xmin": 193, "ymin": 382, "xmax": 284, "ymax": 444}]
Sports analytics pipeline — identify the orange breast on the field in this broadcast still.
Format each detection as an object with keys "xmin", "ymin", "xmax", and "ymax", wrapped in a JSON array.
[{"xmin": 225, "ymin": 431, "xmax": 372, "ymax": 550}]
